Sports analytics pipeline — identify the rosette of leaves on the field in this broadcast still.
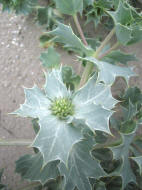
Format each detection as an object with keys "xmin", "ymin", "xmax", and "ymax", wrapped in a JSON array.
[
  {"xmin": 108, "ymin": 0, "xmax": 142, "ymax": 45},
  {"xmin": 13, "ymin": 67, "xmax": 119, "ymax": 189},
  {"xmin": 13, "ymin": 68, "xmax": 117, "ymax": 165}
]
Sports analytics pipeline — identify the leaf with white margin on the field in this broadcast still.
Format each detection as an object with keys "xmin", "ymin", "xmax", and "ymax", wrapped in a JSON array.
[
  {"xmin": 74, "ymin": 75, "xmax": 118, "ymax": 109},
  {"xmin": 110, "ymin": 132, "xmax": 136, "ymax": 189},
  {"xmin": 44, "ymin": 68, "xmax": 69, "ymax": 100},
  {"xmin": 32, "ymin": 115, "xmax": 82, "ymax": 165},
  {"xmin": 59, "ymin": 139, "xmax": 105, "ymax": 190},
  {"xmin": 81, "ymin": 57, "xmax": 135, "ymax": 85},
  {"xmin": 131, "ymin": 156, "xmax": 142, "ymax": 175},
  {"xmin": 73, "ymin": 75, "xmax": 116, "ymax": 134},
  {"xmin": 12, "ymin": 85, "xmax": 50, "ymax": 119},
  {"xmin": 48, "ymin": 22, "xmax": 94, "ymax": 56},
  {"xmin": 15, "ymin": 152, "xmax": 60, "ymax": 185},
  {"xmin": 13, "ymin": 69, "xmax": 82, "ymax": 166}
]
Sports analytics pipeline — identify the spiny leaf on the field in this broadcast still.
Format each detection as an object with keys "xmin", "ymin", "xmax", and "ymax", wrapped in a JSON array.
[
  {"xmin": 13, "ymin": 85, "xmax": 51, "ymax": 119},
  {"xmin": 73, "ymin": 75, "xmax": 118, "ymax": 134},
  {"xmin": 131, "ymin": 137, "xmax": 142, "ymax": 157},
  {"xmin": 13, "ymin": 69, "xmax": 82, "ymax": 165},
  {"xmin": 110, "ymin": 132, "xmax": 137, "ymax": 189},
  {"xmin": 103, "ymin": 50, "xmax": 137, "ymax": 65},
  {"xmin": 36, "ymin": 6, "xmax": 63, "ymax": 29},
  {"xmin": 40, "ymin": 47, "xmax": 61, "ymax": 69},
  {"xmin": 48, "ymin": 22, "xmax": 94, "ymax": 56},
  {"xmin": 15, "ymin": 153, "xmax": 60, "ymax": 185},
  {"xmin": 62, "ymin": 66, "xmax": 80, "ymax": 90},
  {"xmin": 121, "ymin": 101, "xmax": 137, "ymax": 122},
  {"xmin": 54, "ymin": 0, "xmax": 83, "ymax": 15},
  {"xmin": 108, "ymin": 1, "xmax": 142, "ymax": 45},
  {"xmin": 122, "ymin": 87, "xmax": 142, "ymax": 107},
  {"xmin": 33, "ymin": 116, "xmax": 82, "ymax": 164},
  {"xmin": 13, "ymin": 68, "xmax": 117, "ymax": 166},
  {"xmin": 82, "ymin": 57, "xmax": 135, "ymax": 85},
  {"xmin": 60, "ymin": 139, "xmax": 105, "ymax": 190},
  {"xmin": 131, "ymin": 156, "xmax": 142, "ymax": 175}
]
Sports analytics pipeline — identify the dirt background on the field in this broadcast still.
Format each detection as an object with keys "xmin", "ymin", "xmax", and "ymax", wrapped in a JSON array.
[{"xmin": 0, "ymin": 6, "xmax": 142, "ymax": 189}]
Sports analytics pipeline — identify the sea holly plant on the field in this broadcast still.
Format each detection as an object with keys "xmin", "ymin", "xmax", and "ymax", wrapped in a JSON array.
[{"xmin": 1, "ymin": 0, "xmax": 142, "ymax": 190}]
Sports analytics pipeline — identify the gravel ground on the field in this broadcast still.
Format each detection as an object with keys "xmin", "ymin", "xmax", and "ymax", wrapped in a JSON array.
[{"xmin": 0, "ymin": 7, "xmax": 142, "ymax": 189}]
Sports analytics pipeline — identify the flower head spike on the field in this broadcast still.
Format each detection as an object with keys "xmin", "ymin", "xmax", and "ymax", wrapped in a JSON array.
[{"xmin": 13, "ymin": 68, "xmax": 118, "ymax": 165}]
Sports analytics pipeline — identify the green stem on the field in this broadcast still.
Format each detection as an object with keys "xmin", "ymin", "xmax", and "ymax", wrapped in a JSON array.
[
  {"xmin": 79, "ymin": 62, "xmax": 94, "ymax": 88},
  {"xmin": 0, "ymin": 139, "xmax": 32, "ymax": 146},
  {"xmin": 95, "ymin": 28, "xmax": 115, "ymax": 57},
  {"xmin": 16, "ymin": 182, "xmax": 41, "ymax": 190},
  {"xmin": 79, "ymin": 28, "xmax": 116, "ymax": 87},
  {"xmin": 98, "ymin": 42, "xmax": 120, "ymax": 60},
  {"xmin": 73, "ymin": 14, "xmax": 88, "ymax": 46}
]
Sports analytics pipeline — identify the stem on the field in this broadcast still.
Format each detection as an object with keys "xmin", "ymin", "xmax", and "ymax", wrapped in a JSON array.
[
  {"xmin": 98, "ymin": 42, "xmax": 120, "ymax": 60},
  {"xmin": 0, "ymin": 139, "xmax": 32, "ymax": 146},
  {"xmin": 73, "ymin": 14, "xmax": 88, "ymax": 46},
  {"xmin": 95, "ymin": 28, "xmax": 115, "ymax": 57},
  {"xmin": 79, "ymin": 28, "xmax": 116, "ymax": 88},
  {"xmin": 79, "ymin": 62, "xmax": 94, "ymax": 87},
  {"xmin": 16, "ymin": 182, "xmax": 41, "ymax": 190}
]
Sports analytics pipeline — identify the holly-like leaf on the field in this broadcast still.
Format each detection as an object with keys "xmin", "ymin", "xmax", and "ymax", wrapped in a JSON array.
[
  {"xmin": 13, "ymin": 69, "xmax": 82, "ymax": 165},
  {"xmin": 36, "ymin": 6, "xmax": 63, "ymax": 29},
  {"xmin": 60, "ymin": 139, "xmax": 105, "ymax": 190},
  {"xmin": 103, "ymin": 50, "xmax": 137, "ymax": 65},
  {"xmin": 121, "ymin": 101, "xmax": 137, "ymax": 122},
  {"xmin": 108, "ymin": 1, "xmax": 142, "ymax": 45},
  {"xmin": 131, "ymin": 156, "xmax": 142, "ymax": 175},
  {"xmin": 33, "ymin": 116, "xmax": 82, "ymax": 164},
  {"xmin": 82, "ymin": 57, "xmax": 135, "ymax": 85},
  {"xmin": 40, "ymin": 47, "xmax": 61, "ymax": 69},
  {"xmin": 15, "ymin": 153, "xmax": 60, "ymax": 185},
  {"xmin": 54, "ymin": 0, "xmax": 83, "ymax": 15},
  {"xmin": 73, "ymin": 75, "xmax": 118, "ymax": 134},
  {"xmin": 13, "ymin": 68, "xmax": 117, "ymax": 166},
  {"xmin": 110, "ymin": 132, "xmax": 137, "ymax": 189},
  {"xmin": 62, "ymin": 66, "xmax": 80, "ymax": 90},
  {"xmin": 122, "ymin": 87, "xmax": 142, "ymax": 107},
  {"xmin": 48, "ymin": 22, "xmax": 94, "ymax": 56}
]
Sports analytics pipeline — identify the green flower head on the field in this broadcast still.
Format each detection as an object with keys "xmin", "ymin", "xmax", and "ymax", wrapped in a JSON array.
[
  {"xmin": 13, "ymin": 68, "xmax": 117, "ymax": 165},
  {"xmin": 50, "ymin": 97, "xmax": 74, "ymax": 119}
]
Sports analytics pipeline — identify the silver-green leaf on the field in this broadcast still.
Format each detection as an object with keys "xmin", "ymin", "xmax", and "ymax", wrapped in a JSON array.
[
  {"xmin": 48, "ymin": 23, "xmax": 94, "ymax": 56},
  {"xmin": 15, "ymin": 152, "xmax": 60, "ymax": 185},
  {"xmin": 40, "ymin": 47, "xmax": 61, "ymax": 69},
  {"xmin": 82, "ymin": 57, "xmax": 135, "ymax": 85},
  {"xmin": 110, "ymin": 132, "xmax": 136, "ymax": 189},
  {"xmin": 60, "ymin": 139, "xmax": 105, "ymax": 190}
]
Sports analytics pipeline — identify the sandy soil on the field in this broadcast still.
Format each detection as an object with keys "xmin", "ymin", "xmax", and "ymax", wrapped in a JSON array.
[{"xmin": 0, "ymin": 8, "xmax": 142, "ymax": 189}]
